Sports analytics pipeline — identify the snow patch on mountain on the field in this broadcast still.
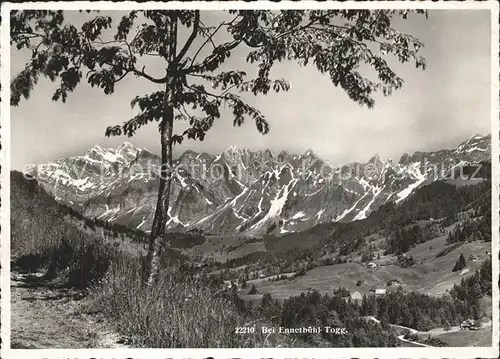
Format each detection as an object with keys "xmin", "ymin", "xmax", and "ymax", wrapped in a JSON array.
[
  {"xmin": 354, "ymin": 186, "xmax": 384, "ymax": 220},
  {"xmin": 136, "ymin": 218, "xmax": 147, "ymax": 229},
  {"xmin": 250, "ymin": 178, "xmax": 297, "ymax": 231},
  {"xmin": 395, "ymin": 163, "xmax": 426, "ymax": 203},
  {"xmin": 316, "ymin": 209, "xmax": 326, "ymax": 223},
  {"xmin": 28, "ymin": 135, "xmax": 491, "ymax": 236},
  {"xmin": 292, "ymin": 211, "xmax": 306, "ymax": 220},
  {"xmin": 335, "ymin": 192, "xmax": 369, "ymax": 222}
]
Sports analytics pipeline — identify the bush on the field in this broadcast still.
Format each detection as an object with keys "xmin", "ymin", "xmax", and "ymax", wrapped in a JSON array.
[
  {"xmin": 294, "ymin": 267, "xmax": 307, "ymax": 277},
  {"xmin": 436, "ymin": 242, "xmax": 463, "ymax": 258},
  {"xmin": 248, "ymin": 284, "xmax": 258, "ymax": 295},
  {"xmin": 452, "ymin": 253, "xmax": 467, "ymax": 272},
  {"xmin": 397, "ymin": 255, "xmax": 415, "ymax": 268}
]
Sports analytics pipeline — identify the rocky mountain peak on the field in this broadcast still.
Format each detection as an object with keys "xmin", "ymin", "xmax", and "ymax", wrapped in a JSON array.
[
  {"xmin": 223, "ymin": 144, "xmax": 247, "ymax": 154},
  {"xmin": 398, "ymin": 153, "xmax": 410, "ymax": 165},
  {"xmin": 117, "ymin": 141, "xmax": 134, "ymax": 151},
  {"xmin": 255, "ymin": 148, "xmax": 275, "ymax": 163},
  {"xmin": 455, "ymin": 133, "xmax": 491, "ymax": 154},
  {"xmin": 85, "ymin": 143, "xmax": 139, "ymax": 164},
  {"xmin": 303, "ymin": 148, "xmax": 317, "ymax": 158},
  {"xmin": 117, "ymin": 141, "xmax": 142, "ymax": 160},
  {"xmin": 29, "ymin": 134, "xmax": 492, "ymax": 237},
  {"xmin": 470, "ymin": 133, "xmax": 485, "ymax": 141},
  {"xmin": 178, "ymin": 149, "xmax": 199, "ymax": 163},
  {"xmin": 368, "ymin": 153, "xmax": 384, "ymax": 165},
  {"xmin": 221, "ymin": 145, "xmax": 251, "ymax": 167}
]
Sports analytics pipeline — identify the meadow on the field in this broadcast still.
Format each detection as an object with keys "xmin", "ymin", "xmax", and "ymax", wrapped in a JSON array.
[{"xmin": 253, "ymin": 236, "xmax": 490, "ymax": 300}]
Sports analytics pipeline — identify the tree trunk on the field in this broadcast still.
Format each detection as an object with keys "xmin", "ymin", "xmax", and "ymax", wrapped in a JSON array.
[{"xmin": 146, "ymin": 13, "xmax": 178, "ymax": 286}]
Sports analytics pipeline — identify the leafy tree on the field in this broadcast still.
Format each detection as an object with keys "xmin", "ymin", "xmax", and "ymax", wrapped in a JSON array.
[{"xmin": 11, "ymin": 9, "xmax": 427, "ymax": 284}]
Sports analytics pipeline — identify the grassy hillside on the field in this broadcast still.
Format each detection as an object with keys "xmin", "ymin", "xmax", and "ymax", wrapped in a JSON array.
[
  {"xmin": 11, "ymin": 171, "xmax": 116, "ymax": 287},
  {"xmin": 433, "ymin": 327, "xmax": 492, "ymax": 347},
  {"xmin": 253, "ymin": 237, "xmax": 490, "ymax": 300},
  {"xmin": 10, "ymin": 171, "xmax": 295, "ymax": 348}
]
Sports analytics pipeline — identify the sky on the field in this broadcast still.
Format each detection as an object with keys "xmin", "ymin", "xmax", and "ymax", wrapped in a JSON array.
[{"xmin": 10, "ymin": 9, "xmax": 492, "ymax": 170}]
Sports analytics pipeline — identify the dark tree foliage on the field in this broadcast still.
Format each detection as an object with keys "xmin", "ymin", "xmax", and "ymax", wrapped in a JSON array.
[
  {"xmin": 11, "ymin": 10, "xmax": 427, "ymax": 112},
  {"xmin": 451, "ymin": 258, "xmax": 492, "ymax": 302},
  {"xmin": 447, "ymin": 216, "xmax": 492, "ymax": 244},
  {"xmin": 258, "ymin": 289, "xmax": 399, "ymax": 347},
  {"xmin": 384, "ymin": 179, "xmax": 491, "ymax": 255},
  {"xmin": 396, "ymin": 254, "xmax": 415, "ymax": 268},
  {"xmin": 360, "ymin": 290, "xmax": 474, "ymax": 330},
  {"xmin": 452, "ymin": 253, "xmax": 467, "ymax": 272},
  {"xmin": 435, "ymin": 242, "xmax": 464, "ymax": 259},
  {"xmin": 393, "ymin": 180, "xmax": 491, "ymax": 225},
  {"xmin": 248, "ymin": 284, "xmax": 258, "ymax": 295},
  {"xmin": 361, "ymin": 251, "xmax": 374, "ymax": 263},
  {"xmin": 385, "ymin": 225, "xmax": 429, "ymax": 255}
]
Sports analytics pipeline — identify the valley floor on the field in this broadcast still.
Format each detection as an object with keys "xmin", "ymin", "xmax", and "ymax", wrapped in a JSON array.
[{"xmin": 11, "ymin": 271, "xmax": 127, "ymax": 349}]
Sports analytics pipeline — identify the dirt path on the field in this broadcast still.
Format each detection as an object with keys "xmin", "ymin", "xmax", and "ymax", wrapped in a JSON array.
[
  {"xmin": 397, "ymin": 335, "xmax": 431, "ymax": 347},
  {"xmin": 11, "ymin": 272, "xmax": 128, "ymax": 349}
]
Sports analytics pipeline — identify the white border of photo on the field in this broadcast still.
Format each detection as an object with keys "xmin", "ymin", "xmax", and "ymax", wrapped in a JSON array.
[{"xmin": 1, "ymin": 1, "xmax": 499, "ymax": 358}]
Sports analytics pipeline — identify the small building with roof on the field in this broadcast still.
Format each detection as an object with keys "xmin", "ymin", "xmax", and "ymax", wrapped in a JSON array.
[{"xmin": 350, "ymin": 291, "xmax": 363, "ymax": 303}]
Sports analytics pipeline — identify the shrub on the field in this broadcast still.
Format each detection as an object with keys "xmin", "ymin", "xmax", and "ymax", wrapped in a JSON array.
[
  {"xmin": 294, "ymin": 267, "xmax": 307, "ymax": 277},
  {"xmin": 436, "ymin": 242, "xmax": 463, "ymax": 258},
  {"xmin": 452, "ymin": 253, "xmax": 467, "ymax": 272},
  {"xmin": 248, "ymin": 284, "xmax": 258, "ymax": 295}
]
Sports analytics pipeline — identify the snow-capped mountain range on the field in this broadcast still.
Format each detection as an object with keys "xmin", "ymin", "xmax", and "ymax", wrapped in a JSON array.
[{"xmin": 25, "ymin": 134, "xmax": 491, "ymax": 236}]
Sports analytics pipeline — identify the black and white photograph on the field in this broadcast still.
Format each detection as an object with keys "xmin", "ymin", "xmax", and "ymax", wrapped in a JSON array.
[{"xmin": 2, "ymin": 1, "xmax": 499, "ymax": 357}]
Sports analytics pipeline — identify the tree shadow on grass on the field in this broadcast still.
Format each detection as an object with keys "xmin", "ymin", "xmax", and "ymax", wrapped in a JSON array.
[
  {"xmin": 11, "ymin": 341, "xmax": 38, "ymax": 349},
  {"xmin": 11, "ymin": 254, "xmax": 48, "ymax": 274},
  {"xmin": 12, "ymin": 268, "xmax": 86, "ymax": 302}
]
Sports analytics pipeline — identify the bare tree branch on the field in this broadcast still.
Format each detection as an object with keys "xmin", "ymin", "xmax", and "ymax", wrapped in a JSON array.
[
  {"xmin": 185, "ymin": 84, "xmax": 229, "ymax": 101},
  {"xmin": 188, "ymin": 15, "xmax": 241, "ymax": 69},
  {"xmin": 100, "ymin": 60, "xmax": 168, "ymax": 84},
  {"xmin": 132, "ymin": 66, "xmax": 168, "ymax": 84},
  {"xmin": 190, "ymin": 22, "xmax": 225, "ymax": 68},
  {"xmin": 276, "ymin": 20, "xmax": 317, "ymax": 39},
  {"xmin": 199, "ymin": 20, "xmax": 217, "ymax": 49},
  {"xmin": 175, "ymin": 10, "xmax": 200, "ymax": 63},
  {"xmin": 114, "ymin": 69, "xmax": 132, "ymax": 82},
  {"xmin": 184, "ymin": 39, "xmax": 242, "ymax": 74}
]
